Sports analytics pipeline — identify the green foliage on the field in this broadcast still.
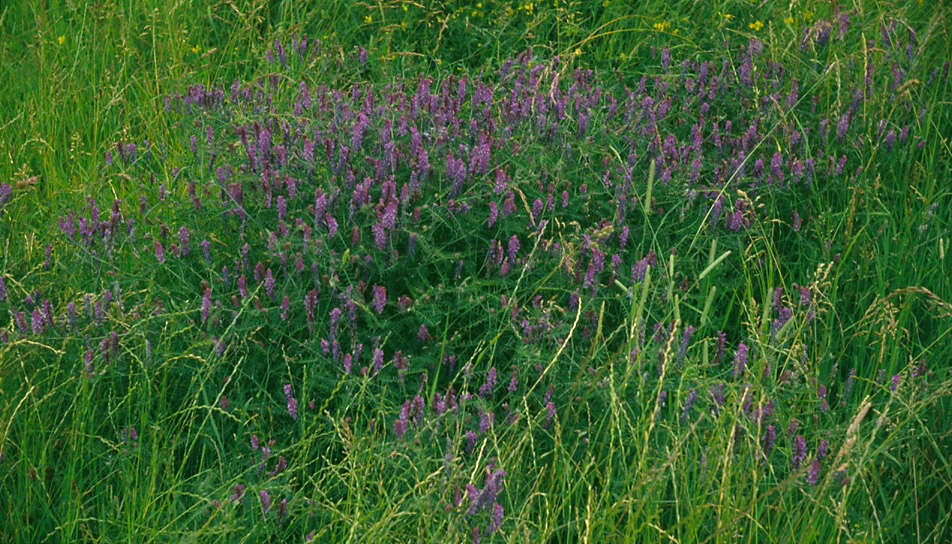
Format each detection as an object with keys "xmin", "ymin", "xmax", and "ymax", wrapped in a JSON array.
[{"xmin": 1, "ymin": 1, "xmax": 950, "ymax": 543}]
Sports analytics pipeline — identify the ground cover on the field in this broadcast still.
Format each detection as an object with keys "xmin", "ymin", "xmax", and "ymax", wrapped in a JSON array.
[{"xmin": 1, "ymin": 1, "xmax": 950, "ymax": 542}]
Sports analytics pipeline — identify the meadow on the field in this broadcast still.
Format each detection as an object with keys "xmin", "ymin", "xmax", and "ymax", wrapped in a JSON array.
[{"xmin": 0, "ymin": 1, "xmax": 950, "ymax": 542}]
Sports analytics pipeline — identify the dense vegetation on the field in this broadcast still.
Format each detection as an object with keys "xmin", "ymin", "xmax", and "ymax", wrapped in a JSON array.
[{"xmin": 1, "ymin": 1, "xmax": 950, "ymax": 542}]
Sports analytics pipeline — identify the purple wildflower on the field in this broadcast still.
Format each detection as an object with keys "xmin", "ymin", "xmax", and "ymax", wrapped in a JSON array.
[
  {"xmin": 792, "ymin": 434, "xmax": 807, "ymax": 470},
  {"xmin": 762, "ymin": 424, "xmax": 777, "ymax": 458},
  {"xmin": 0, "ymin": 183, "xmax": 11, "ymax": 214},
  {"xmin": 359, "ymin": 46, "xmax": 368, "ymax": 68},
  {"xmin": 680, "ymin": 389, "xmax": 698, "ymax": 422},
  {"xmin": 507, "ymin": 235, "xmax": 520, "ymax": 263},
  {"xmin": 231, "ymin": 484, "xmax": 245, "ymax": 504},
  {"xmin": 480, "ymin": 367, "xmax": 497, "ymax": 398},
  {"xmin": 836, "ymin": 114, "xmax": 849, "ymax": 141},
  {"xmin": 277, "ymin": 497, "xmax": 287, "ymax": 523},
  {"xmin": 372, "ymin": 284, "xmax": 386, "ymax": 314},
  {"xmin": 372, "ymin": 347, "xmax": 384, "ymax": 374},
  {"xmin": 710, "ymin": 197, "xmax": 723, "ymax": 229},
  {"xmin": 178, "ymin": 226, "xmax": 190, "ymax": 256},
  {"xmin": 709, "ymin": 383, "xmax": 726, "ymax": 411},
  {"xmin": 817, "ymin": 439, "xmax": 830, "ymax": 460},
  {"xmin": 201, "ymin": 288, "xmax": 212, "ymax": 324},
  {"xmin": 532, "ymin": 198, "xmax": 543, "ymax": 223},
  {"xmin": 488, "ymin": 201, "xmax": 498, "ymax": 228},
  {"xmin": 889, "ymin": 374, "xmax": 901, "ymax": 392},
  {"xmin": 732, "ymin": 342, "xmax": 749, "ymax": 378},
  {"xmin": 237, "ymin": 275, "xmax": 248, "ymax": 299},
  {"xmin": 284, "ymin": 384, "xmax": 298, "ymax": 420},
  {"xmin": 280, "ymin": 295, "xmax": 290, "ymax": 320},
  {"xmin": 259, "ymin": 490, "xmax": 271, "ymax": 514},
  {"xmin": 31, "ymin": 308, "xmax": 44, "ymax": 335},
  {"xmin": 394, "ymin": 401, "xmax": 410, "ymax": 439},
  {"xmin": 676, "ymin": 325, "xmax": 695, "ymax": 364},
  {"xmin": 807, "ymin": 458, "xmax": 822, "ymax": 485},
  {"xmin": 264, "ymin": 268, "xmax": 276, "ymax": 299},
  {"xmin": 884, "ymin": 128, "xmax": 896, "ymax": 151},
  {"xmin": 479, "ymin": 409, "xmax": 494, "ymax": 433}
]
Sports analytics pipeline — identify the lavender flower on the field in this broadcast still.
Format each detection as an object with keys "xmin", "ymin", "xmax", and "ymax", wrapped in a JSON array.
[
  {"xmin": 487, "ymin": 502, "xmax": 504, "ymax": 535},
  {"xmin": 154, "ymin": 241, "xmax": 165, "ymax": 263},
  {"xmin": 31, "ymin": 308, "xmax": 44, "ymax": 335},
  {"xmin": 884, "ymin": 128, "xmax": 896, "ymax": 151},
  {"xmin": 488, "ymin": 201, "xmax": 498, "ymax": 228},
  {"xmin": 372, "ymin": 347, "xmax": 384, "ymax": 374},
  {"xmin": 676, "ymin": 325, "xmax": 695, "ymax": 364},
  {"xmin": 507, "ymin": 235, "xmax": 520, "ymax": 263},
  {"xmin": 889, "ymin": 374, "xmax": 901, "ymax": 392},
  {"xmin": 807, "ymin": 458, "xmax": 822, "ymax": 485},
  {"xmin": 201, "ymin": 288, "xmax": 212, "ymax": 324},
  {"xmin": 178, "ymin": 226, "xmax": 190, "ymax": 256},
  {"xmin": 817, "ymin": 439, "xmax": 830, "ymax": 460},
  {"xmin": 0, "ymin": 183, "xmax": 11, "ymax": 214},
  {"xmin": 762, "ymin": 424, "xmax": 777, "ymax": 459},
  {"xmin": 284, "ymin": 384, "xmax": 298, "ymax": 420},
  {"xmin": 280, "ymin": 295, "xmax": 290, "ymax": 321},
  {"xmin": 372, "ymin": 284, "xmax": 386, "ymax": 314},
  {"xmin": 479, "ymin": 367, "xmax": 497, "ymax": 398},
  {"xmin": 732, "ymin": 342, "xmax": 749, "ymax": 378},
  {"xmin": 709, "ymin": 383, "xmax": 726, "ymax": 412},
  {"xmin": 479, "ymin": 410, "xmax": 494, "ymax": 433},
  {"xmin": 545, "ymin": 401, "xmax": 556, "ymax": 426},
  {"xmin": 394, "ymin": 401, "xmax": 410, "ymax": 439},
  {"xmin": 264, "ymin": 268, "xmax": 276, "ymax": 299},
  {"xmin": 259, "ymin": 490, "xmax": 271, "ymax": 514},
  {"xmin": 680, "ymin": 389, "xmax": 698, "ymax": 422},
  {"xmin": 231, "ymin": 484, "xmax": 245, "ymax": 505},
  {"xmin": 709, "ymin": 197, "xmax": 723, "ymax": 229},
  {"xmin": 277, "ymin": 497, "xmax": 287, "ymax": 523},
  {"xmin": 791, "ymin": 434, "xmax": 807, "ymax": 470},
  {"xmin": 836, "ymin": 113, "xmax": 850, "ymax": 141},
  {"xmin": 532, "ymin": 198, "xmax": 543, "ymax": 223}
]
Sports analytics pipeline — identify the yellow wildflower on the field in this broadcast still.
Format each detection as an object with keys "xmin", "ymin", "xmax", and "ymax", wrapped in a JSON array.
[
  {"xmin": 364, "ymin": 14, "xmax": 372, "ymax": 23},
  {"xmin": 784, "ymin": 16, "xmax": 794, "ymax": 25},
  {"xmin": 749, "ymin": 20, "xmax": 763, "ymax": 31},
  {"xmin": 58, "ymin": 35, "xmax": 65, "ymax": 45}
]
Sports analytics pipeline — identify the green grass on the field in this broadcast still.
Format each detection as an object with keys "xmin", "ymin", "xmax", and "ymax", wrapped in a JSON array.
[{"xmin": 1, "ymin": 0, "xmax": 951, "ymax": 542}]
